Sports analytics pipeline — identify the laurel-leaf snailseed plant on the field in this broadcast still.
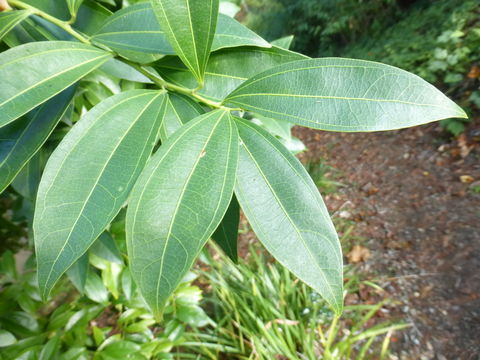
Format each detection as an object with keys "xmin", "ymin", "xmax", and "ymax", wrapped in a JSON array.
[{"xmin": 0, "ymin": 0, "xmax": 466, "ymax": 320}]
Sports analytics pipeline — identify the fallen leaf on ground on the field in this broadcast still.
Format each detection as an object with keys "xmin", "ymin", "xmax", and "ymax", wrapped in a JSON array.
[
  {"xmin": 347, "ymin": 245, "xmax": 371, "ymax": 263},
  {"xmin": 460, "ymin": 175, "xmax": 474, "ymax": 184}
]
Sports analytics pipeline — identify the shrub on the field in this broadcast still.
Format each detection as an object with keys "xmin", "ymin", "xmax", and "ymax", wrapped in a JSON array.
[{"xmin": 0, "ymin": 0, "xmax": 465, "ymax": 323}]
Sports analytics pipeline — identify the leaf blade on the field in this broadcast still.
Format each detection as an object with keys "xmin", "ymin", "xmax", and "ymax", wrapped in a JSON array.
[
  {"xmin": 233, "ymin": 117, "xmax": 343, "ymax": 314},
  {"xmin": 212, "ymin": 195, "xmax": 239, "ymax": 262},
  {"xmin": 226, "ymin": 58, "xmax": 467, "ymax": 132},
  {"xmin": 156, "ymin": 47, "xmax": 306, "ymax": 102},
  {"xmin": 158, "ymin": 93, "xmax": 204, "ymax": 142},
  {"xmin": 0, "ymin": 87, "xmax": 76, "ymax": 193},
  {"xmin": 127, "ymin": 110, "xmax": 238, "ymax": 317},
  {"xmin": 91, "ymin": 2, "xmax": 268, "ymax": 63},
  {"xmin": 0, "ymin": 41, "xmax": 112, "ymax": 128},
  {"xmin": 150, "ymin": 0, "xmax": 219, "ymax": 83},
  {"xmin": 0, "ymin": 10, "xmax": 32, "ymax": 41},
  {"xmin": 34, "ymin": 90, "xmax": 166, "ymax": 299}
]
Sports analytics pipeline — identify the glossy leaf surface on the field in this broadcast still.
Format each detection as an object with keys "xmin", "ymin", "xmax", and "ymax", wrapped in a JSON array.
[
  {"xmin": 0, "ymin": 87, "xmax": 75, "ymax": 193},
  {"xmin": 226, "ymin": 58, "xmax": 467, "ymax": 131},
  {"xmin": 92, "ymin": 2, "xmax": 268, "ymax": 63},
  {"xmin": 34, "ymin": 90, "xmax": 166, "ymax": 299},
  {"xmin": 212, "ymin": 195, "xmax": 239, "ymax": 262},
  {"xmin": 156, "ymin": 47, "xmax": 306, "ymax": 102},
  {"xmin": 0, "ymin": 41, "xmax": 112, "ymax": 128},
  {"xmin": 0, "ymin": 10, "xmax": 32, "ymax": 41},
  {"xmin": 150, "ymin": 0, "xmax": 219, "ymax": 83},
  {"xmin": 233, "ymin": 118, "xmax": 343, "ymax": 314},
  {"xmin": 127, "ymin": 110, "xmax": 238, "ymax": 317}
]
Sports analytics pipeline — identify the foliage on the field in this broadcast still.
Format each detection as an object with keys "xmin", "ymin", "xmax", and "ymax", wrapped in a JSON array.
[
  {"xmin": 245, "ymin": 0, "xmax": 480, "ymax": 135},
  {"xmin": 0, "ymin": 0, "xmax": 465, "ymax": 323},
  {"xmin": 0, "ymin": 248, "xmax": 218, "ymax": 360},
  {"xmin": 190, "ymin": 244, "xmax": 409, "ymax": 359}
]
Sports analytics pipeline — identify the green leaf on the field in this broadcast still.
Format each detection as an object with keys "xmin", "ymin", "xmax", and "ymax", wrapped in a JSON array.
[
  {"xmin": 92, "ymin": 2, "xmax": 268, "ymax": 64},
  {"xmin": 39, "ymin": 335, "xmax": 60, "ymax": 360},
  {"xmin": 0, "ymin": 10, "xmax": 32, "ymax": 41},
  {"xmin": 101, "ymin": 340, "xmax": 141, "ymax": 359},
  {"xmin": 212, "ymin": 195, "xmax": 239, "ymax": 262},
  {"xmin": 0, "ymin": 330, "xmax": 16, "ymax": 347},
  {"xmin": 66, "ymin": 253, "xmax": 89, "ymax": 293},
  {"xmin": 99, "ymin": 59, "xmax": 152, "ymax": 83},
  {"xmin": 91, "ymin": 2, "xmax": 172, "ymax": 64},
  {"xmin": 90, "ymin": 231, "xmax": 123, "ymax": 265},
  {"xmin": 156, "ymin": 47, "xmax": 306, "ymax": 102},
  {"xmin": 233, "ymin": 118, "xmax": 343, "ymax": 314},
  {"xmin": 11, "ymin": 152, "xmax": 43, "ymax": 201},
  {"xmin": 226, "ymin": 58, "xmax": 467, "ymax": 132},
  {"xmin": 34, "ymin": 90, "xmax": 166, "ymax": 300},
  {"xmin": 158, "ymin": 93, "xmax": 204, "ymax": 143},
  {"xmin": 0, "ymin": 335, "xmax": 47, "ymax": 360},
  {"xmin": 22, "ymin": 0, "xmax": 70, "ymax": 20},
  {"xmin": 212, "ymin": 12, "xmax": 270, "ymax": 51},
  {"xmin": 0, "ymin": 86, "xmax": 75, "ymax": 194},
  {"xmin": 0, "ymin": 41, "xmax": 112, "ymax": 129},
  {"xmin": 127, "ymin": 110, "xmax": 238, "ymax": 317},
  {"xmin": 150, "ymin": 0, "xmax": 219, "ymax": 83},
  {"xmin": 271, "ymin": 35, "xmax": 294, "ymax": 50},
  {"xmin": 67, "ymin": 0, "xmax": 84, "ymax": 17},
  {"xmin": 84, "ymin": 271, "xmax": 109, "ymax": 303},
  {"xmin": 74, "ymin": 0, "xmax": 112, "ymax": 36}
]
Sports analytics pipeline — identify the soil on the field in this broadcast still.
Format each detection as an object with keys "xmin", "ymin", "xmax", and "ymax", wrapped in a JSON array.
[{"xmin": 292, "ymin": 120, "xmax": 480, "ymax": 360}]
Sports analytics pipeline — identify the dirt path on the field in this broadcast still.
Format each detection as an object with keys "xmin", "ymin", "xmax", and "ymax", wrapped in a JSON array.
[{"xmin": 294, "ymin": 121, "xmax": 480, "ymax": 359}]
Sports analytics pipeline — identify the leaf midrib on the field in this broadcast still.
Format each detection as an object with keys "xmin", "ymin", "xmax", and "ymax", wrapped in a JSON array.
[
  {"xmin": 40, "ymin": 92, "xmax": 162, "ymax": 297},
  {"xmin": 154, "ymin": 111, "xmax": 227, "ymax": 311},
  {"xmin": 237, "ymin": 127, "xmax": 339, "ymax": 305}
]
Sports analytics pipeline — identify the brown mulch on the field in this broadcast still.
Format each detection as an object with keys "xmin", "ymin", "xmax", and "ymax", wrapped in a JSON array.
[{"xmin": 292, "ymin": 120, "xmax": 480, "ymax": 360}]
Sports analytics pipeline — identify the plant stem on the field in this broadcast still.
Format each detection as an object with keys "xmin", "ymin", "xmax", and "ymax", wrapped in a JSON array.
[
  {"xmin": 9, "ymin": 0, "xmax": 89, "ymax": 44},
  {"xmin": 8, "ymin": 0, "xmax": 237, "ymax": 111}
]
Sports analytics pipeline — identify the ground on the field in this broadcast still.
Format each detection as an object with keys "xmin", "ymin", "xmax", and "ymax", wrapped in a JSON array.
[{"xmin": 291, "ymin": 120, "xmax": 480, "ymax": 359}]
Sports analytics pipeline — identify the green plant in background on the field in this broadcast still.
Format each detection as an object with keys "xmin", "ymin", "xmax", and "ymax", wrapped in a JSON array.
[
  {"xmin": 0, "ymin": 248, "xmax": 219, "ymax": 359},
  {"xmin": 0, "ymin": 0, "xmax": 466, "ymax": 328},
  {"xmin": 244, "ymin": 0, "xmax": 479, "ymax": 136},
  {"xmin": 189, "ymin": 244, "xmax": 408, "ymax": 360}
]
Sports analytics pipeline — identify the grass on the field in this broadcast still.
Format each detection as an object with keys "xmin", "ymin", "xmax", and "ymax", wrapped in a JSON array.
[
  {"xmin": 183, "ymin": 243, "xmax": 409, "ymax": 360},
  {"xmin": 305, "ymin": 159, "xmax": 345, "ymax": 195}
]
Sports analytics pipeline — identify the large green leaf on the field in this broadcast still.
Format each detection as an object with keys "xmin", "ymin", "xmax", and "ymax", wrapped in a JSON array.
[
  {"xmin": 127, "ymin": 110, "xmax": 238, "ymax": 317},
  {"xmin": 156, "ymin": 47, "xmax": 306, "ymax": 102},
  {"xmin": 0, "ymin": 41, "xmax": 112, "ymax": 129},
  {"xmin": 34, "ymin": 90, "xmax": 166, "ymax": 300},
  {"xmin": 212, "ymin": 195, "xmax": 239, "ymax": 262},
  {"xmin": 150, "ymin": 0, "xmax": 219, "ymax": 83},
  {"xmin": 91, "ymin": 2, "xmax": 172, "ymax": 64},
  {"xmin": 158, "ymin": 93, "xmax": 204, "ymax": 142},
  {"xmin": 91, "ymin": 2, "xmax": 269, "ymax": 63},
  {"xmin": 226, "ymin": 58, "xmax": 467, "ymax": 131},
  {"xmin": 233, "ymin": 118, "xmax": 343, "ymax": 314},
  {"xmin": 0, "ymin": 10, "xmax": 32, "ymax": 41},
  {"xmin": 0, "ymin": 87, "xmax": 75, "ymax": 193}
]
